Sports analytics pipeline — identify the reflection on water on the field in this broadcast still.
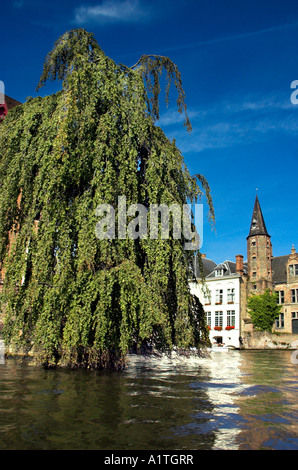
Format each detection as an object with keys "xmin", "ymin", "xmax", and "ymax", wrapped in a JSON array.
[
  {"xmin": 0, "ymin": 350, "xmax": 297, "ymax": 450},
  {"xmin": 234, "ymin": 351, "xmax": 298, "ymax": 450}
]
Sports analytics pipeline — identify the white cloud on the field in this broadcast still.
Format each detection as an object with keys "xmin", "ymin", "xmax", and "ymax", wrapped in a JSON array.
[
  {"xmin": 159, "ymin": 92, "xmax": 297, "ymax": 153},
  {"xmin": 223, "ymin": 95, "xmax": 293, "ymax": 113},
  {"xmin": 73, "ymin": 0, "xmax": 150, "ymax": 24},
  {"xmin": 157, "ymin": 109, "xmax": 204, "ymax": 127}
]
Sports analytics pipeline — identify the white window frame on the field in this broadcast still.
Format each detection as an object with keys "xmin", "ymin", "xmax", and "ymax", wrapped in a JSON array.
[
  {"xmin": 291, "ymin": 289, "xmax": 298, "ymax": 303},
  {"xmin": 227, "ymin": 310, "xmax": 235, "ymax": 327},
  {"xmin": 206, "ymin": 311, "xmax": 211, "ymax": 327},
  {"xmin": 215, "ymin": 311, "xmax": 223, "ymax": 327},
  {"xmin": 215, "ymin": 289, "xmax": 223, "ymax": 304},
  {"xmin": 215, "ymin": 269, "xmax": 224, "ymax": 277},
  {"xmin": 227, "ymin": 288, "xmax": 235, "ymax": 303}
]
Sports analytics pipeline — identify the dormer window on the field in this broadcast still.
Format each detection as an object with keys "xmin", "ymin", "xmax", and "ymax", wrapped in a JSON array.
[
  {"xmin": 289, "ymin": 264, "xmax": 298, "ymax": 276},
  {"xmin": 215, "ymin": 269, "xmax": 224, "ymax": 277}
]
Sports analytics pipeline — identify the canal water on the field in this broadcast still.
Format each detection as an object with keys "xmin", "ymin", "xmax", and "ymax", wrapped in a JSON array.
[{"xmin": 0, "ymin": 350, "xmax": 297, "ymax": 450}]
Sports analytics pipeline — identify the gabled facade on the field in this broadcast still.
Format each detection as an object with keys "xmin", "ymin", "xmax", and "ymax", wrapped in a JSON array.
[
  {"xmin": 189, "ymin": 255, "xmax": 247, "ymax": 348},
  {"xmin": 190, "ymin": 194, "xmax": 297, "ymax": 345},
  {"xmin": 246, "ymin": 195, "xmax": 298, "ymax": 334},
  {"xmin": 272, "ymin": 246, "xmax": 298, "ymax": 334}
]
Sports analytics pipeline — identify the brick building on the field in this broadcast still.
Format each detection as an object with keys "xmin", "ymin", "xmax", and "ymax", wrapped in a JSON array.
[
  {"xmin": 190, "ymin": 194, "xmax": 298, "ymax": 341},
  {"xmin": 246, "ymin": 195, "xmax": 273, "ymax": 294},
  {"xmin": 246, "ymin": 195, "xmax": 298, "ymax": 334},
  {"xmin": 273, "ymin": 246, "xmax": 298, "ymax": 333},
  {"xmin": 0, "ymin": 94, "xmax": 21, "ymax": 119}
]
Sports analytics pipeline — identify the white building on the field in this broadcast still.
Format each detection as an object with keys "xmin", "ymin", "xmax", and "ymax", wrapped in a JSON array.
[{"xmin": 189, "ymin": 254, "xmax": 247, "ymax": 349}]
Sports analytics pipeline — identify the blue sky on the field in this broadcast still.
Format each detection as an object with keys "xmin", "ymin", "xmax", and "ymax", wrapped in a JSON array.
[{"xmin": 1, "ymin": 0, "xmax": 298, "ymax": 264}]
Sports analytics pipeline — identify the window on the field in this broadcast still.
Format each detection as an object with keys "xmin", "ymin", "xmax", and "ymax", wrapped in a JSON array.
[
  {"xmin": 292, "ymin": 312, "xmax": 298, "ymax": 319},
  {"xmin": 215, "ymin": 311, "xmax": 223, "ymax": 327},
  {"xmin": 227, "ymin": 288, "xmax": 235, "ymax": 303},
  {"xmin": 289, "ymin": 264, "xmax": 298, "ymax": 276},
  {"xmin": 215, "ymin": 289, "xmax": 223, "ymax": 304},
  {"xmin": 227, "ymin": 310, "xmax": 235, "ymax": 327},
  {"xmin": 206, "ymin": 311, "xmax": 211, "ymax": 327},
  {"xmin": 251, "ymin": 240, "xmax": 256, "ymax": 246},
  {"xmin": 276, "ymin": 313, "xmax": 284, "ymax": 329},
  {"xmin": 252, "ymin": 271, "xmax": 257, "ymax": 277},
  {"xmin": 215, "ymin": 269, "xmax": 224, "ymax": 277},
  {"xmin": 276, "ymin": 290, "xmax": 284, "ymax": 304},
  {"xmin": 291, "ymin": 289, "xmax": 298, "ymax": 303}
]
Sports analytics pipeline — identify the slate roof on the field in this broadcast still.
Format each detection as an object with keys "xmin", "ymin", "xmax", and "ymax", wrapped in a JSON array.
[
  {"xmin": 272, "ymin": 255, "xmax": 289, "ymax": 284},
  {"xmin": 206, "ymin": 260, "xmax": 248, "ymax": 278},
  {"xmin": 191, "ymin": 255, "xmax": 217, "ymax": 279},
  {"xmin": 5, "ymin": 95, "xmax": 21, "ymax": 110},
  {"xmin": 191, "ymin": 256, "xmax": 247, "ymax": 280},
  {"xmin": 247, "ymin": 195, "xmax": 270, "ymax": 238}
]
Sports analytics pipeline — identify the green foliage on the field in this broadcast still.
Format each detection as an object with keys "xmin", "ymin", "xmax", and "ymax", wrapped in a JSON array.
[
  {"xmin": 247, "ymin": 289, "xmax": 282, "ymax": 332},
  {"xmin": 129, "ymin": 54, "xmax": 192, "ymax": 132},
  {"xmin": 0, "ymin": 29, "xmax": 213, "ymax": 368}
]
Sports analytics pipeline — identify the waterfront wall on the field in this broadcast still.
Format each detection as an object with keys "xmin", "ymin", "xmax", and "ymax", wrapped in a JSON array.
[{"xmin": 242, "ymin": 331, "xmax": 298, "ymax": 349}]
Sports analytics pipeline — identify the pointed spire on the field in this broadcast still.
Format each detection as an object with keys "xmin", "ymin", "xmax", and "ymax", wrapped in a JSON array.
[{"xmin": 247, "ymin": 195, "xmax": 270, "ymax": 238}]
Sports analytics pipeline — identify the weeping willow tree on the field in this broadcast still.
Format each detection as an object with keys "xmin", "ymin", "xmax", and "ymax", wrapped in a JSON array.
[{"xmin": 0, "ymin": 29, "xmax": 213, "ymax": 368}]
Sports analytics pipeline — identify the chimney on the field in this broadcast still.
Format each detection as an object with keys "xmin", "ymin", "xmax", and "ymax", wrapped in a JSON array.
[
  {"xmin": 236, "ymin": 255, "xmax": 243, "ymax": 275},
  {"xmin": 201, "ymin": 254, "xmax": 206, "ymax": 259}
]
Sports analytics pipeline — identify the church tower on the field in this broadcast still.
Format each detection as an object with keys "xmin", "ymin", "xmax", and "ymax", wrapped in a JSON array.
[{"xmin": 247, "ymin": 195, "xmax": 273, "ymax": 293}]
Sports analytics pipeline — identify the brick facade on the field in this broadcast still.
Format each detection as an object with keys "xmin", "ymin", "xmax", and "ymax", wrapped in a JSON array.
[
  {"xmin": 245, "ymin": 195, "xmax": 298, "ymax": 334},
  {"xmin": 273, "ymin": 246, "xmax": 298, "ymax": 333},
  {"xmin": 191, "ymin": 194, "xmax": 297, "ymax": 339},
  {"xmin": 246, "ymin": 195, "xmax": 273, "ymax": 294}
]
